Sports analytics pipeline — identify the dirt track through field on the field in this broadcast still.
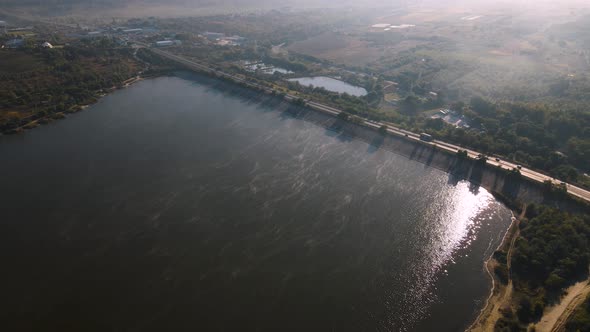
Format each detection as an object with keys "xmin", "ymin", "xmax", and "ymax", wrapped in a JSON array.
[{"xmin": 535, "ymin": 280, "xmax": 590, "ymax": 332}]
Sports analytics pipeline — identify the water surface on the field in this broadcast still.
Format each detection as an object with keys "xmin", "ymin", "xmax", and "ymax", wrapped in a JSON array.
[{"xmin": 0, "ymin": 74, "xmax": 511, "ymax": 331}]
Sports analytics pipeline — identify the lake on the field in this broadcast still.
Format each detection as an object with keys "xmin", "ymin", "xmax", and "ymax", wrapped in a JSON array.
[
  {"xmin": 288, "ymin": 76, "xmax": 368, "ymax": 96},
  {"xmin": 0, "ymin": 73, "xmax": 511, "ymax": 331}
]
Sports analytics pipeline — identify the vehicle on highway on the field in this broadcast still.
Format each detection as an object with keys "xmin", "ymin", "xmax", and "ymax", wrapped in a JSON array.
[{"xmin": 419, "ymin": 133, "xmax": 433, "ymax": 142}]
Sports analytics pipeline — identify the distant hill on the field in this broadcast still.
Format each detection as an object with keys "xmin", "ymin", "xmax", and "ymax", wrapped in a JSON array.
[
  {"xmin": 0, "ymin": 0, "xmax": 401, "ymax": 9},
  {"xmin": 0, "ymin": 0, "xmax": 403, "ymax": 18}
]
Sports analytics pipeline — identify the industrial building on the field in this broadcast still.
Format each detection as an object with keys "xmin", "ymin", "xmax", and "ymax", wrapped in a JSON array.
[
  {"xmin": 156, "ymin": 40, "xmax": 174, "ymax": 47},
  {"xmin": 155, "ymin": 40, "xmax": 182, "ymax": 47},
  {"xmin": 123, "ymin": 28, "xmax": 143, "ymax": 34},
  {"xmin": 202, "ymin": 32, "xmax": 225, "ymax": 41}
]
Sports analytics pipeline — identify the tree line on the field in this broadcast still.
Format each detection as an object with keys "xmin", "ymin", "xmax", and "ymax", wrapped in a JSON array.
[
  {"xmin": 494, "ymin": 205, "xmax": 590, "ymax": 331},
  {"xmin": 0, "ymin": 37, "xmax": 140, "ymax": 133}
]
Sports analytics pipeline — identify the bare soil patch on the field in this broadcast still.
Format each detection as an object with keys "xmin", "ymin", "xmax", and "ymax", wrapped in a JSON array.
[{"xmin": 288, "ymin": 32, "xmax": 381, "ymax": 66}]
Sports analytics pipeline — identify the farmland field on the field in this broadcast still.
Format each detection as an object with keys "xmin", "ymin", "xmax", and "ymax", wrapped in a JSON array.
[
  {"xmin": 288, "ymin": 32, "xmax": 382, "ymax": 66},
  {"xmin": 285, "ymin": 4, "xmax": 590, "ymax": 102}
]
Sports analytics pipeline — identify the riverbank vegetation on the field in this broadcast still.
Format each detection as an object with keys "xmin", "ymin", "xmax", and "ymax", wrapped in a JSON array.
[
  {"xmin": 491, "ymin": 206, "xmax": 590, "ymax": 331},
  {"xmin": 419, "ymin": 98, "xmax": 590, "ymax": 188},
  {"xmin": 0, "ymin": 36, "xmax": 140, "ymax": 134}
]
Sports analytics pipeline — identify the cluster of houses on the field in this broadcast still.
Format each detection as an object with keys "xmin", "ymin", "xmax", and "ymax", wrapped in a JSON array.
[
  {"xmin": 201, "ymin": 32, "xmax": 245, "ymax": 46},
  {"xmin": 2, "ymin": 39, "xmax": 53, "ymax": 49},
  {"xmin": 1, "ymin": 19, "xmax": 56, "ymax": 49},
  {"xmin": 1, "ymin": 18, "xmax": 246, "ymax": 51},
  {"xmin": 153, "ymin": 32, "xmax": 246, "ymax": 48},
  {"xmin": 432, "ymin": 109, "xmax": 471, "ymax": 129},
  {"xmin": 155, "ymin": 40, "xmax": 182, "ymax": 47}
]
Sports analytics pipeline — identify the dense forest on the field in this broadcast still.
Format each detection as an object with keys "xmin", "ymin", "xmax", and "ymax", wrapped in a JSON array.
[
  {"xmin": 495, "ymin": 206, "xmax": 590, "ymax": 331},
  {"xmin": 0, "ymin": 37, "xmax": 140, "ymax": 133},
  {"xmin": 415, "ymin": 97, "xmax": 590, "ymax": 187}
]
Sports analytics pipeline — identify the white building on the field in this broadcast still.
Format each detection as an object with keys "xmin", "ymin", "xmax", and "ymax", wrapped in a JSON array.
[
  {"xmin": 123, "ymin": 28, "xmax": 143, "ymax": 34},
  {"xmin": 155, "ymin": 40, "xmax": 174, "ymax": 47},
  {"xmin": 202, "ymin": 32, "xmax": 225, "ymax": 41}
]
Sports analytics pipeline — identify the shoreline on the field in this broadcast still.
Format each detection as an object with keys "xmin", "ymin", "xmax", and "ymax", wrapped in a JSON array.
[
  {"xmin": 468, "ymin": 207, "xmax": 590, "ymax": 332},
  {"xmin": 0, "ymin": 74, "xmax": 150, "ymax": 136},
  {"xmin": 467, "ymin": 209, "xmax": 522, "ymax": 332}
]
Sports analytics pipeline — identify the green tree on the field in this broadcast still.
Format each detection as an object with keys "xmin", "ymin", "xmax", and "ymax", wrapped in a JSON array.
[{"xmin": 400, "ymin": 96, "xmax": 420, "ymax": 114}]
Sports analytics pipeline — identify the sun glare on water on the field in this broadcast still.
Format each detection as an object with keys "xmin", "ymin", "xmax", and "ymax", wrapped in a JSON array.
[{"xmin": 427, "ymin": 182, "xmax": 495, "ymax": 272}]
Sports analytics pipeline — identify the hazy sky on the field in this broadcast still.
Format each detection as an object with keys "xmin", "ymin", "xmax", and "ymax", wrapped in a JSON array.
[{"xmin": 4, "ymin": 0, "xmax": 590, "ymax": 19}]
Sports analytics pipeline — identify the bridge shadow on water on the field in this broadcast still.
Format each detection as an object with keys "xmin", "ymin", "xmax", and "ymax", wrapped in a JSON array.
[
  {"xmin": 446, "ymin": 158, "xmax": 528, "ymax": 198},
  {"xmin": 446, "ymin": 159, "xmax": 484, "ymax": 194},
  {"xmin": 408, "ymin": 143, "xmax": 421, "ymax": 160},
  {"xmin": 175, "ymin": 71, "xmax": 538, "ymax": 203},
  {"xmin": 178, "ymin": 71, "xmax": 287, "ymax": 110},
  {"xmin": 501, "ymin": 175, "xmax": 522, "ymax": 199},
  {"xmin": 366, "ymin": 135, "xmax": 384, "ymax": 154},
  {"xmin": 468, "ymin": 166, "xmax": 483, "ymax": 195},
  {"xmin": 321, "ymin": 120, "xmax": 355, "ymax": 143},
  {"xmin": 406, "ymin": 144, "xmax": 436, "ymax": 168},
  {"xmin": 279, "ymin": 105, "xmax": 308, "ymax": 120},
  {"xmin": 425, "ymin": 147, "xmax": 436, "ymax": 167},
  {"xmin": 447, "ymin": 159, "xmax": 470, "ymax": 186}
]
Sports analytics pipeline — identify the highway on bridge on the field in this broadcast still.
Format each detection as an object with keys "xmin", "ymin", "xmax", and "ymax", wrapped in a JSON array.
[{"xmin": 147, "ymin": 46, "xmax": 590, "ymax": 204}]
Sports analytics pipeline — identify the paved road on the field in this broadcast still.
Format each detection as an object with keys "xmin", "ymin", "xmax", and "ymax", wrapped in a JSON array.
[{"xmin": 148, "ymin": 47, "xmax": 590, "ymax": 203}]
